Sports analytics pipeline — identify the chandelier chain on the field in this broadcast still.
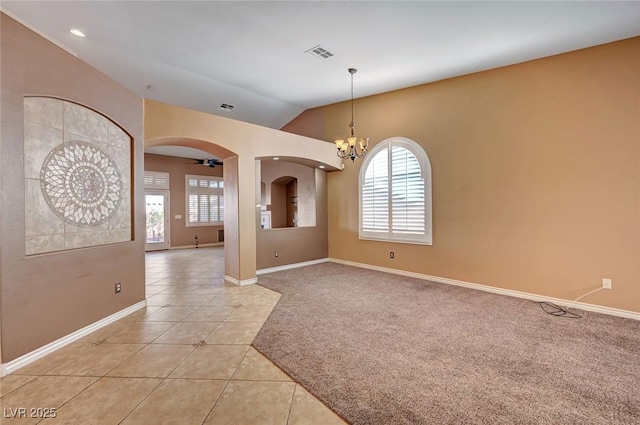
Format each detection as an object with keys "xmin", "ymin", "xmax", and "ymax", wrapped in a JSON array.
[{"xmin": 350, "ymin": 70, "xmax": 355, "ymax": 135}]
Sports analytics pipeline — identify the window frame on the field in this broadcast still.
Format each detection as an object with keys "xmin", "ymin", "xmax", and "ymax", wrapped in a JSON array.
[
  {"xmin": 358, "ymin": 137, "xmax": 432, "ymax": 245},
  {"xmin": 185, "ymin": 174, "xmax": 225, "ymax": 227}
]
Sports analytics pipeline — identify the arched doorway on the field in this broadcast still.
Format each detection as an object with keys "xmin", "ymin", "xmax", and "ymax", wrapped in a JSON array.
[{"xmin": 143, "ymin": 99, "xmax": 342, "ymax": 286}]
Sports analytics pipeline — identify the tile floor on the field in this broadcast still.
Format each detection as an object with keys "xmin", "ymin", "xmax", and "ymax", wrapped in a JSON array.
[{"xmin": 0, "ymin": 247, "xmax": 347, "ymax": 425}]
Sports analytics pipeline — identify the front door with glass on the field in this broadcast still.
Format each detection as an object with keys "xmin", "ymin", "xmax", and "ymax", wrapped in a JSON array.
[{"xmin": 145, "ymin": 190, "xmax": 170, "ymax": 251}]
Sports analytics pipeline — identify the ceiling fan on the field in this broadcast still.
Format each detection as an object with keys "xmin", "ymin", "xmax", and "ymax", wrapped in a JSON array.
[{"xmin": 188, "ymin": 158, "xmax": 223, "ymax": 168}]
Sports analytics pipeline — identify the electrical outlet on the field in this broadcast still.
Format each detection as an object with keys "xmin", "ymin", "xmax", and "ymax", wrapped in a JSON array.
[
  {"xmin": 275, "ymin": 251, "xmax": 279, "ymax": 258},
  {"xmin": 390, "ymin": 252, "xmax": 395, "ymax": 259},
  {"xmin": 602, "ymin": 278, "xmax": 612, "ymax": 290},
  {"xmin": 115, "ymin": 282, "xmax": 122, "ymax": 293}
]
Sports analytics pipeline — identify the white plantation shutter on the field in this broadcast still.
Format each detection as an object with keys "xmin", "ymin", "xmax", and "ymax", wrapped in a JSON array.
[
  {"xmin": 359, "ymin": 138, "xmax": 432, "ymax": 245},
  {"xmin": 144, "ymin": 171, "xmax": 169, "ymax": 189},
  {"xmin": 391, "ymin": 146, "xmax": 425, "ymax": 235},
  {"xmin": 188, "ymin": 195, "xmax": 198, "ymax": 223},
  {"xmin": 186, "ymin": 174, "xmax": 224, "ymax": 226},
  {"xmin": 362, "ymin": 148, "xmax": 389, "ymax": 233},
  {"xmin": 199, "ymin": 194, "xmax": 209, "ymax": 221},
  {"xmin": 209, "ymin": 195, "xmax": 219, "ymax": 222}
]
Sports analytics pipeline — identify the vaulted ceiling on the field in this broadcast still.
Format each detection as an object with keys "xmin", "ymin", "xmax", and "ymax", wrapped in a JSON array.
[{"xmin": 3, "ymin": 1, "xmax": 639, "ymax": 134}]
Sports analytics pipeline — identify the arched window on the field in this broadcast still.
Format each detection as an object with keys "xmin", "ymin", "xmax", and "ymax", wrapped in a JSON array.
[{"xmin": 359, "ymin": 137, "xmax": 432, "ymax": 245}]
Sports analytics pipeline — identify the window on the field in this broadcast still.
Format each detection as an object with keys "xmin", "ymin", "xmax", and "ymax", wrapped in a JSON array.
[
  {"xmin": 186, "ymin": 174, "xmax": 224, "ymax": 226},
  {"xmin": 144, "ymin": 171, "xmax": 169, "ymax": 189},
  {"xmin": 359, "ymin": 137, "xmax": 432, "ymax": 244}
]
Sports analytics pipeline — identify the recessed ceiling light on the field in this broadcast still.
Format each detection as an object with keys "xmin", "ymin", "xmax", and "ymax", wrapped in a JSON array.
[
  {"xmin": 273, "ymin": 157, "xmax": 279, "ymax": 160},
  {"xmin": 69, "ymin": 28, "xmax": 85, "ymax": 38},
  {"xmin": 319, "ymin": 165, "xmax": 325, "ymax": 169}
]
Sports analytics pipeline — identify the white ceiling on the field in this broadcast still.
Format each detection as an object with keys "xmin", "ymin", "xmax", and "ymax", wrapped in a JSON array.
[{"xmin": 3, "ymin": 1, "xmax": 640, "ymax": 159}]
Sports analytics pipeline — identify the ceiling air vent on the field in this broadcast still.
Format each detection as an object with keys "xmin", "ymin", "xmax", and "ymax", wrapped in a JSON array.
[
  {"xmin": 219, "ymin": 103, "xmax": 234, "ymax": 111},
  {"xmin": 305, "ymin": 45, "xmax": 334, "ymax": 60}
]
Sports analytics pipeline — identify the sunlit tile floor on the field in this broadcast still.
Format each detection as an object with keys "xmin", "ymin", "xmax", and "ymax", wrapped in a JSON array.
[{"xmin": 0, "ymin": 247, "xmax": 347, "ymax": 425}]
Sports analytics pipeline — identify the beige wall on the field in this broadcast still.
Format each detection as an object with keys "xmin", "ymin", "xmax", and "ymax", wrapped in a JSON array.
[
  {"xmin": 222, "ymin": 156, "xmax": 242, "ymax": 281},
  {"xmin": 283, "ymin": 37, "xmax": 640, "ymax": 313},
  {"xmin": 0, "ymin": 14, "xmax": 145, "ymax": 362},
  {"xmin": 270, "ymin": 182, "xmax": 288, "ymax": 229},
  {"xmin": 144, "ymin": 153, "xmax": 223, "ymax": 247}
]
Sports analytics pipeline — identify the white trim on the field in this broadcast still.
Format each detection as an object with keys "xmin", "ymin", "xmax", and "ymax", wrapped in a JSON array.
[
  {"xmin": 329, "ymin": 258, "xmax": 640, "ymax": 321},
  {"xmin": 169, "ymin": 242, "xmax": 224, "ymax": 250},
  {"xmin": 224, "ymin": 275, "xmax": 258, "ymax": 286},
  {"xmin": 1, "ymin": 300, "xmax": 147, "ymax": 377},
  {"xmin": 257, "ymin": 258, "xmax": 329, "ymax": 275}
]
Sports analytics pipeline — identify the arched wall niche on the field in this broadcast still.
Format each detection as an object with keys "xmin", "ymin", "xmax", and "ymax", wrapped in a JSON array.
[{"xmin": 260, "ymin": 160, "xmax": 317, "ymax": 228}]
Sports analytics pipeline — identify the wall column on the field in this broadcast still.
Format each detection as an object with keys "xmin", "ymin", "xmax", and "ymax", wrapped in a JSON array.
[{"xmin": 223, "ymin": 155, "xmax": 258, "ymax": 285}]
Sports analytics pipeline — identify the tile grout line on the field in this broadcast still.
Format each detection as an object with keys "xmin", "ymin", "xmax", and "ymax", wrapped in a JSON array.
[
  {"xmin": 115, "ymin": 377, "xmax": 165, "ymax": 425},
  {"xmin": 286, "ymin": 382, "xmax": 299, "ymax": 425},
  {"xmin": 0, "ymin": 375, "xmax": 38, "ymax": 400},
  {"xmin": 200, "ymin": 378, "xmax": 232, "ymax": 425},
  {"xmin": 31, "ymin": 374, "xmax": 103, "ymax": 424},
  {"xmin": 228, "ymin": 345, "xmax": 253, "ymax": 381}
]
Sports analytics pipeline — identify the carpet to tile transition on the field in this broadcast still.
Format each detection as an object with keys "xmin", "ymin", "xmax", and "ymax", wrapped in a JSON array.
[{"xmin": 252, "ymin": 263, "xmax": 639, "ymax": 425}]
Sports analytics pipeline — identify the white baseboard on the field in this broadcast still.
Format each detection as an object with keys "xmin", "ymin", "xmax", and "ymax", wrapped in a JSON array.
[
  {"xmin": 226, "ymin": 258, "xmax": 330, "ymax": 286},
  {"xmin": 329, "ymin": 258, "xmax": 640, "ymax": 321},
  {"xmin": 169, "ymin": 242, "xmax": 223, "ymax": 250},
  {"xmin": 224, "ymin": 275, "xmax": 258, "ymax": 286},
  {"xmin": 257, "ymin": 258, "xmax": 330, "ymax": 275},
  {"xmin": 1, "ymin": 300, "xmax": 147, "ymax": 377}
]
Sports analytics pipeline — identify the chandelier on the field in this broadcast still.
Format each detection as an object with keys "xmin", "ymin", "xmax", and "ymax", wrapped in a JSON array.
[{"xmin": 335, "ymin": 68, "xmax": 368, "ymax": 162}]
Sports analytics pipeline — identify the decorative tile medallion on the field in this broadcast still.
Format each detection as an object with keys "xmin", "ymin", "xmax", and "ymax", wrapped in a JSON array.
[
  {"xmin": 24, "ymin": 97, "xmax": 132, "ymax": 255},
  {"xmin": 40, "ymin": 141, "xmax": 123, "ymax": 227}
]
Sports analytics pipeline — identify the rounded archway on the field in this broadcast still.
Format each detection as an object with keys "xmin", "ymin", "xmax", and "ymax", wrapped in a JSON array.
[
  {"xmin": 144, "ymin": 99, "xmax": 341, "ymax": 286},
  {"xmin": 144, "ymin": 136, "xmax": 244, "ymax": 283},
  {"xmin": 145, "ymin": 137, "xmax": 236, "ymax": 161}
]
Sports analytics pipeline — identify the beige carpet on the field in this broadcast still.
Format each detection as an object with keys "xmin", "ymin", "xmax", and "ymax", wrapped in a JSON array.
[{"xmin": 252, "ymin": 263, "xmax": 640, "ymax": 425}]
